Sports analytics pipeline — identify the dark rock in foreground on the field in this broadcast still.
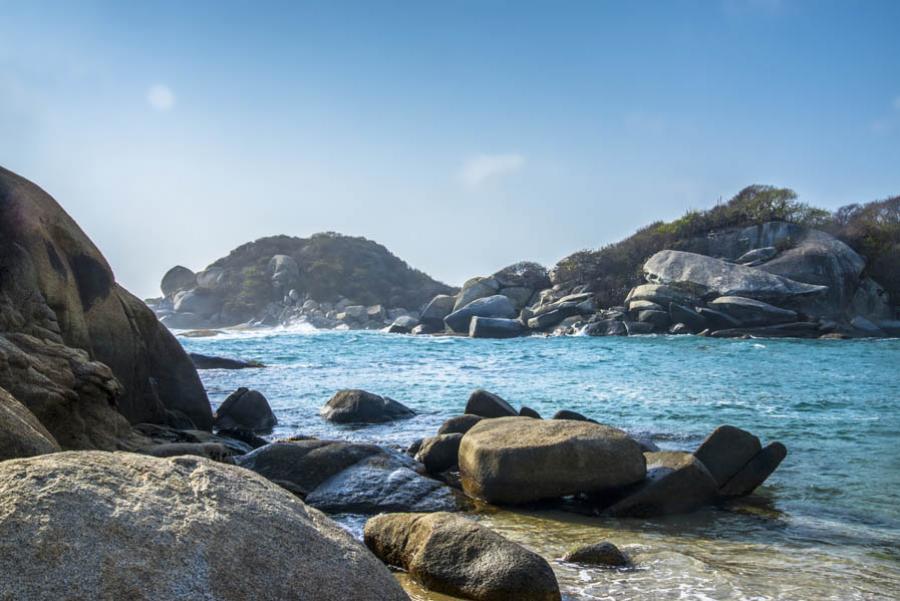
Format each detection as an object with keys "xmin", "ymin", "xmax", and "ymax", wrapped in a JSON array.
[
  {"xmin": 605, "ymin": 451, "xmax": 718, "ymax": 517},
  {"xmin": 320, "ymin": 389, "xmax": 415, "ymax": 424},
  {"xmin": 0, "ymin": 452, "xmax": 408, "ymax": 601},
  {"xmin": 415, "ymin": 433, "xmax": 463, "ymax": 474},
  {"xmin": 365, "ymin": 512, "xmax": 561, "ymax": 601},
  {"xmin": 693, "ymin": 425, "xmax": 761, "ymax": 488}
]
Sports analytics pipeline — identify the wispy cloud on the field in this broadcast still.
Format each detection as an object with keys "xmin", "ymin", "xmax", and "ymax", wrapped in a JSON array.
[
  {"xmin": 147, "ymin": 84, "xmax": 175, "ymax": 111},
  {"xmin": 459, "ymin": 153, "xmax": 524, "ymax": 187}
]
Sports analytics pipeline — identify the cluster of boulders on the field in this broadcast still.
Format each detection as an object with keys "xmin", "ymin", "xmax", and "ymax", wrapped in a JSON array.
[{"xmin": 395, "ymin": 222, "xmax": 898, "ymax": 340}]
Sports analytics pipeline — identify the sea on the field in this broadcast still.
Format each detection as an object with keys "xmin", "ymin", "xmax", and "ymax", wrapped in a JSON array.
[{"xmin": 180, "ymin": 327, "xmax": 900, "ymax": 601}]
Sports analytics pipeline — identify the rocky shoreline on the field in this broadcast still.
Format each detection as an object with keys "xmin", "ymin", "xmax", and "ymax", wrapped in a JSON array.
[{"xmin": 152, "ymin": 206, "xmax": 899, "ymax": 341}]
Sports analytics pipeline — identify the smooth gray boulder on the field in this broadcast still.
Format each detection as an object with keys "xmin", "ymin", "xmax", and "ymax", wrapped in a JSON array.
[
  {"xmin": 173, "ymin": 287, "xmax": 223, "ymax": 317},
  {"xmin": 851, "ymin": 315, "xmax": 885, "ymax": 336},
  {"xmin": 625, "ymin": 283, "xmax": 697, "ymax": 307},
  {"xmin": 697, "ymin": 307, "xmax": 742, "ymax": 330},
  {"xmin": 365, "ymin": 512, "xmax": 561, "ymax": 601},
  {"xmin": 214, "ymin": 387, "xmax": 277, "ymax": 433},
  {"xmin": 693, "ymin": 425, "xmax": 761, "ymax": 487},
  {"xmin": 459, "ymin": 417, "xmax": 646, "ymax": 504},
  {"xmin": 189, "ymin": 352, "xmax": 264, "ymax": 369},
  {"xmin": 0, "ymin": 452, "xmax": 409, "ymax": 601},
  {"xmin": 454, "ymin": 277, "xmax": 501, "ymax": 311},
  {"xmin": 527, "ymin": 305, "xmax": 579, "ymax": 330},
  {"xmin": 623, "ymin": 321, "xmax": 654, "ymax": 335},
  {"xmin": 628, "ymin": 299, "xmax": 664, "ymax": 313},
  {"xmin": 419, "ymin": 294, "xmax": 456, "ymax": 328},
  {"xmin": 636, "ymin": 309, "xmax": 670, "ymax": 329},
  {"xmin": 469, "ymin": 316, "xmax": 525, "ymax": 338},
  {"xmin": 709, "ymin": 296, "xmax": 798, "ymax": 326},
  {"xmin": 605, "ymin": 451, "xmax": 719, "ymax": 517},
  {"xmin": 320, "ymin": 389, "xmax": 415, "ymax": 424},
  {"xmin": 643, "ymin": 250, "xmax": 827, "ymax": 303},
  {"xmin": 465, "ymin": 389, "xmax": 517, "ymax": 418},
  {"xmin": 444, "ymin": 295, "xmax": 517, "ymax": 333}
]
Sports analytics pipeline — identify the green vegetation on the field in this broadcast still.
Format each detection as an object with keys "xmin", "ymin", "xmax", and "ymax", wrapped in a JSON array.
[{"xmin": 553, "ymin": 186, "xmax": 900, "ymax": 308}]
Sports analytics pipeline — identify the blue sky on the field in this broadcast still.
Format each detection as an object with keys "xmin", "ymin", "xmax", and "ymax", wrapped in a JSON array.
[{"xmin": 1, "ymin": 0, "xmax": 899, "ymax": 298}]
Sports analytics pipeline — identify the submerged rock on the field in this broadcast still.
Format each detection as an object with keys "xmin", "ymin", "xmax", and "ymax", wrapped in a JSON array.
[
  {"xmin": 0, "ymin": 452, "xmax": 408, "ymax": 601},
  {"xmin": 320, "ymin": 389, "xmax": 415, "ymax": 424},
  {"xmin": 214, "ymin": 387, "xmax": 277, "ymax": 433},
  {"xmin": 563, "ymin": 541, "xmax": 630, "ymax": 567},
  {"xmin": 365, "ymin": 512, "xmax": 561, "ymax": 601},
  {"xmin": 190, "ymin": 352, "xmax": 264, "ymax": 369},
  {"xmin": 459, "ymin": 417, "xmax": 646, "ymax": 504},
  {"xmin": 445, "ymin": 295, "xmax": 517, "ymax": 333},
  {"xmin": 464, "ymin": 389, "xmax": 517, "ymax": 418}
]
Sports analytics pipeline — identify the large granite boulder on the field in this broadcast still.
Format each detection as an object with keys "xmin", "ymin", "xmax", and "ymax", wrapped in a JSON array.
[
  {"xmin": 0, "ymin": 451, "xmax": 408, "ymax": 601},
  {"xmin": 320, "ymin": 389, "xmax": 415, "ymax": 423},
  {"xmin": 365, "ymin": 512, "xmax": 561, "ymax": 601},
  {"xmin": 643, "ymin": 250, "xmax": 827, "ymax": 303},
  {"xmin": 0, "ymin": 167, "xmax": 212, "ymax": 448},
  {"xmin": 268, "ymin": 254, "xmax": 300, "ymax": 291},
  {"xmin": 444, "ymin": 295, "xmax": 517, "ymax": 333},
  {"xmin": 465, "ymin": 389, "xmax": 517, "ymax": 418},
  {"xmin": 160, "ymin": 265, "xmax": 196, "ymax": 297},
  {"xmin": 173, "ymin": 287, "xmax": 223, "ymax": 318},
  {"xmin": 0, "ymin": 386, "xmax": 60, "ymax": 461},
  {"xmin": 626, "ymin": 283, "xmax": 698, "ymax": 307},
  {"xmin": 453, "ymin": 277, "xmax": 501, "ymax": 311},
  {"xmin": 459, "ymin": 417, "xmax": 646, "ymax": 504},
  {"xmin": 214, "ymin": 387, "xmax": 277, "ymax": 433},
  {"xmin": 605, "ymin": 451, "xmax": 719, "ymax": 517},
  {"xmin": 708, "ymin": 296, "xmax": 798, "ymax": 326}
]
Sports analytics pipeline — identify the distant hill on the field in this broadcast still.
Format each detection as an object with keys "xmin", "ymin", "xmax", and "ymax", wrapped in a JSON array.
[{"xmin": 157, "ymin": 232, "xmax": 455, "ymax": 327}]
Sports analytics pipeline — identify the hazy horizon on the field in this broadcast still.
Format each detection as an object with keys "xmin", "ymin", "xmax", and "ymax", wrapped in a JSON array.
[{"xmin": 2, "ymin": 1, "xmax": 899, "ymax": 298}]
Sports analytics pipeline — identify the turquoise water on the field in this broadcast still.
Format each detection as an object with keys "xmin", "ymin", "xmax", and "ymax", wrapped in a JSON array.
[{"xmin": 181, "ymin": 329, "xmax": 900, "ymax": 600}]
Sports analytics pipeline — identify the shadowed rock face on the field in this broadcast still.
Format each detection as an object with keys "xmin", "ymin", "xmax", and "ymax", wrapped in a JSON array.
[
  {"xmin": 0, "ymin": 387, "xmax": 60, "ymax": 460},
  {"xmin": 0, "ymin": 452, "xmax": 409, "ymax": 601},
  {"xmin": 0, "ymin": 166, "xmax": 212, "ymax": 448}
]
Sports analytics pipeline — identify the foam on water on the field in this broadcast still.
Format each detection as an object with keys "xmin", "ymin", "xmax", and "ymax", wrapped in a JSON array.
[{"xmin": 181, "ymin": 329, "xmax": 900, "ymax": 600}]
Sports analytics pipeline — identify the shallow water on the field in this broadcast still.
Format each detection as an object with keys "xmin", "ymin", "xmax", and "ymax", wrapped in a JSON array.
[{"xmin": 181, "ymin": 328, "xmax": 900, "ymax": 600}]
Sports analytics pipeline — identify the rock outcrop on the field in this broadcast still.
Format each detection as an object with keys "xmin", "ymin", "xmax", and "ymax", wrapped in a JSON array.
[
  {"xmin": 0, "ymin": 451, "xmax": 409, "ymax": 601},
  {"xmin": 365, "ymin": 512, "xmax": 561, "ymax": 601},
  {"xmin": 0, "ymin": 166, "xmax": 212, "ymax": 450}
]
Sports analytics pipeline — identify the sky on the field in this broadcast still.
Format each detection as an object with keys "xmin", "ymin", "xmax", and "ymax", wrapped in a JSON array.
[{"xmin": 1, "ymin": 1, "xmax": 899, "ymax": 298}]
